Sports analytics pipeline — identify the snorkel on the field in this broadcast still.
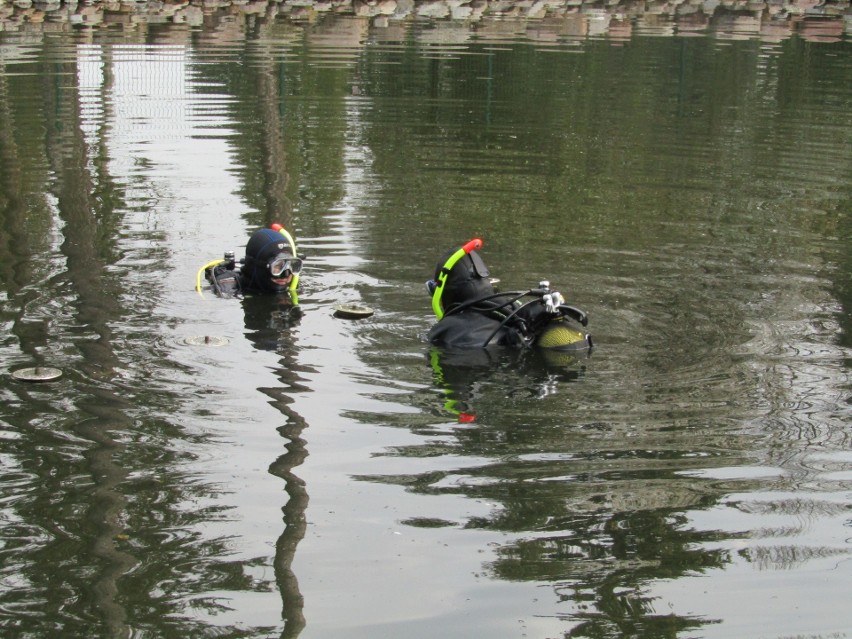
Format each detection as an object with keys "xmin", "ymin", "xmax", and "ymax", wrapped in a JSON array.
[
  {"xmin": 430, "ymin": 238, "xmax": 483, "ymax": 319},
  {"xmin": 270, "ymin": 223, "xmax": 300, "ymax": 299}
]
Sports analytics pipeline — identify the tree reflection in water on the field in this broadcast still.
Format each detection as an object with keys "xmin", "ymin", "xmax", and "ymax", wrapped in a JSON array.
[
  {"xmin": 349, "ymin": 344, "xmax": 741, "ymax": 637},
  {"xmin": 35, "ymin": 44, "xmax": 134, "ymax": 638},
  {"xmin": 241, "ymin": 294, "xmax": 310, "ymax": 638}
]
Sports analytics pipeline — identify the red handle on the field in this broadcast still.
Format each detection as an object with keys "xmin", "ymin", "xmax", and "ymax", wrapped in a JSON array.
[{"xmin": 270, "ymin": 223, "xmax": 283, "ymax": 231}]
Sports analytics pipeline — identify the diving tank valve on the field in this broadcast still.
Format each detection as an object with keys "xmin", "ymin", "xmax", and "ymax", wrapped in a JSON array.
[{"xmin": 543, "ymin": 291, "xmax": 565, "ymax": 314}]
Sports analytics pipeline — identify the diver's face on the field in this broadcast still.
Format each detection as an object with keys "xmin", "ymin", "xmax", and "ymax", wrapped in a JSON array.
[{"xmin": 267, "ymin": 253, "xmax": 302, "ymax": 287}]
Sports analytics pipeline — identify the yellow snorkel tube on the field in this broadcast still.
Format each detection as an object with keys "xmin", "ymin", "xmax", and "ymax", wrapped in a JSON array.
[
  {"xmin": 431, "ymin": 238, "xmax": 483, "ymax": 320},
  {"xmin": 270, "ymin": 223, "xmax": 300, "ymax": 303}
]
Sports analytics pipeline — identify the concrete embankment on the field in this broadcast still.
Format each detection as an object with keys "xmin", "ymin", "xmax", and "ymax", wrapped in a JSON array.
[{"xmin": 0, "ymin": 0, "xmax": 849, "ymax": 39}]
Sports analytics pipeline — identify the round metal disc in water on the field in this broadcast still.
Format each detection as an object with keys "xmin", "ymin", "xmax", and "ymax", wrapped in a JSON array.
[
  {"xmin": 182, "ymin": 335, "xmax": 230, "ymax": 347},
  {"xmin": 11, "ymin": 366, "xmax": 63, "ymax": 383},
  {"xmin": 333, "ymin": 304, "xmax": 374, "ymax": 319}
]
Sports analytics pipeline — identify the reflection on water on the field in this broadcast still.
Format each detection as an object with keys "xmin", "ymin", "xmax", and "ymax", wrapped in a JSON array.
[
  {"xmin": 243, "ymin": 294, "xmax": 310, "ymax": 638},
  {"xmin": 1, "ymin": 9, "xmax": 850, "ymax": 639}
]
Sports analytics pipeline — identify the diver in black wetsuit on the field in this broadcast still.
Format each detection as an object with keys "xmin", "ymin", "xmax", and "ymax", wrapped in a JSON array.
[
  {"xmin": 198, "ymin": 225, "xmax": 305, "ymax": 300},
  {"xmin": 425, "ymin": 238, "xmax": 592, "ymax": 352}
]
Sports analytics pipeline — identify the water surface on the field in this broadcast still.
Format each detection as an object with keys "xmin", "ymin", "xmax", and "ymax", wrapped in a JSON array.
[{"xmin": 1, "ymin": 8, "xmax": 850, "ymax": 639}]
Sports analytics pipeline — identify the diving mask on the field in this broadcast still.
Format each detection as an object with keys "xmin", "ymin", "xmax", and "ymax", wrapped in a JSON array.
[{"xmin": 269, "ymin": 254, "xmax": 303, "ymax": 278}]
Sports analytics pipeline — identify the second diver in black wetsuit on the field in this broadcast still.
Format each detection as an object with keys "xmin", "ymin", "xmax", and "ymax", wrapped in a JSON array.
[{"xmin": 425, "ymin": 238, "xmax": 592, "ymax": 352}]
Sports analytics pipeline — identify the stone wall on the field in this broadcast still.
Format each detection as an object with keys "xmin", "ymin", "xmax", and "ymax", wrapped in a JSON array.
[{"xmin": 0, "ymin": 0, "xmax": 849, "ymax": 36}]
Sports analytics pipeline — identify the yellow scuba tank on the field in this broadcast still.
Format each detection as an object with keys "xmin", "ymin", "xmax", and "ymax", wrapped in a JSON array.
[{"xmin": 537, "ymin": 319, "xmax": 590, "ymax": 350}]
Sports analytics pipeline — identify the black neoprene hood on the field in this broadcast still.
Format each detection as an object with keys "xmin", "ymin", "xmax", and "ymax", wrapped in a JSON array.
[
  {"xmin": 434, "ymin": 248, "xmax": 495, "ymax": 312},
  {"xmin": 243, "ymin": 228, "xmax": 293, "ymax": 293}
]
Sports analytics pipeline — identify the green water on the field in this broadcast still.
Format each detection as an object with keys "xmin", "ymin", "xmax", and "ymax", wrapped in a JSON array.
[{"xmin": 0, "ymin": 9, "xmax": 850, "ymax": 639}]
